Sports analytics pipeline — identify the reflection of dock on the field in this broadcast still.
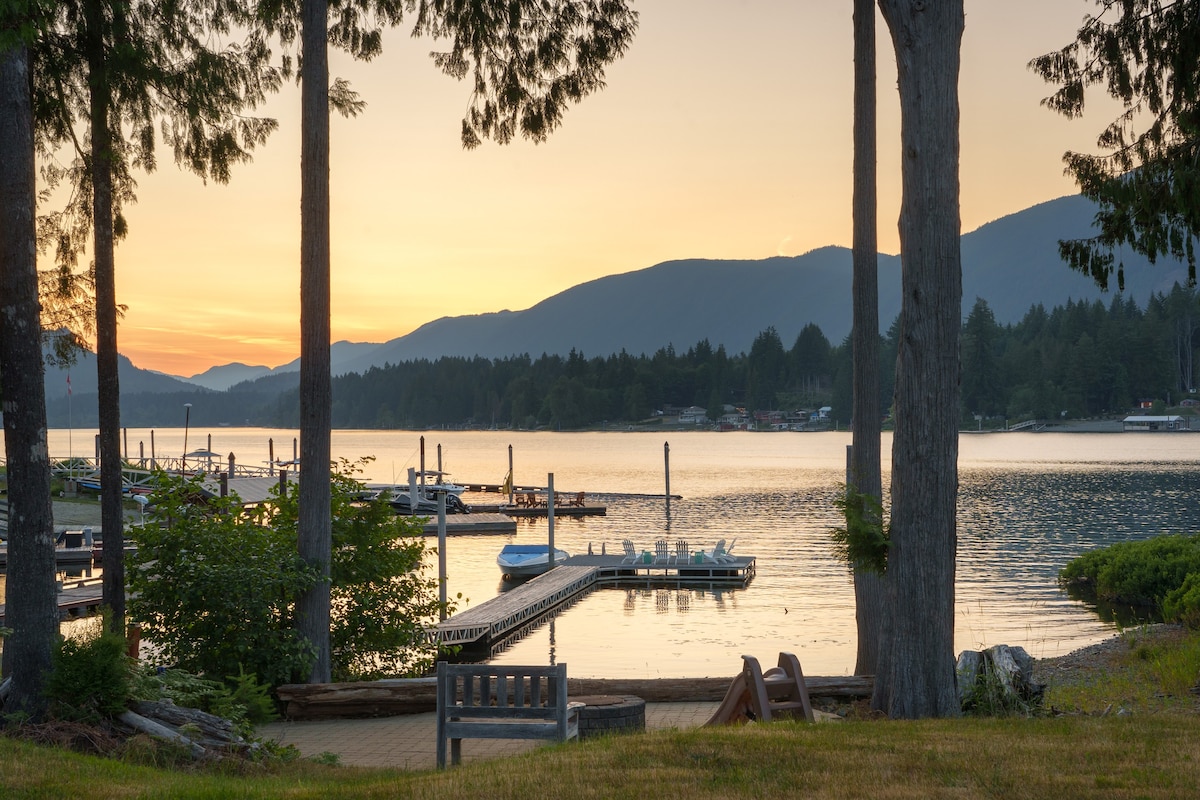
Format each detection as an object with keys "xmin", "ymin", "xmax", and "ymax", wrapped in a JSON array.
[{"xmin": 436, "ymin": 554, "xmax": 755, "ymax": 653}]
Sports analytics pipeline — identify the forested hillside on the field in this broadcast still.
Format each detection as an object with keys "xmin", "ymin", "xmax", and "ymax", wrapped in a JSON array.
[{"xmin": 48, "ymin": 286, "xmax": 1200, "ymax": 430}]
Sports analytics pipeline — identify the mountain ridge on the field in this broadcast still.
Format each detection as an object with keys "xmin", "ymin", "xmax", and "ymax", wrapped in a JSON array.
[{"xmin": 45, "ymin": 193, "xmax": 1191, "ymax": 398}]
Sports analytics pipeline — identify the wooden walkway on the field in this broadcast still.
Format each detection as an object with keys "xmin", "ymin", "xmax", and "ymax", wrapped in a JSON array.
[
  {"xmin": 416, "ymin": 513, "xmax": 516, "ymax": 536},
  {"xmin": 0, "ymin": 580, "xmax": 105, "ymax": 625},
  {"xmin": 434, "ymin": 554, "xmax": 756, "ymax": 652},
  {"xmin": 0, "ymin": 545, "xmax": 95, "ymax": 570},
  {"xmin": 436, "ymin": 566, "xmax": 598, "ymax": 648}
]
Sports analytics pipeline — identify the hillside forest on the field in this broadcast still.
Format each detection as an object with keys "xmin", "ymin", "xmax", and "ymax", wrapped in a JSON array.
[{"xmin": 46, "ymin": 287, "xmax": 1200, "ymax": 431}]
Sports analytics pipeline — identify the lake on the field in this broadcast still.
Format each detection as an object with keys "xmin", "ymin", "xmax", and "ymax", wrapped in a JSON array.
[{"xmin": 10, "ymin": 427, "xmax": 1200, "ymax": 678}]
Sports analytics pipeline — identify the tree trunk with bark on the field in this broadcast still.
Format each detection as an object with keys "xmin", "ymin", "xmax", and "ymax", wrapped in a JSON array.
[
  {"xmin": 874, "ymin": 0, "xmax": 964, "ymax": 719},
  {"xmin": 295, "ymin": 0, "xmax": 333, "ymax": 683},
  {"xmin": 851, "ymin": 0, "xmax": 885, "ymax": 679},
  {"xmin": 0, "ymin": 39, "xmax": 59, "ymax": 718},
  {"xmin": 86, "ymin": 0, "xmax": 126, "ymax": 636}
]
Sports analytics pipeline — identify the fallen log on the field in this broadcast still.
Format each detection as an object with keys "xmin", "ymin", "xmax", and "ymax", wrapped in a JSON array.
[
  {"xmin": 118, "ymin": 710, "xmax": 208, "ymax": 760},
  {"xmin": 275, "ymin": 675, "xmax": 874, "ymax": 720},
  {"xmin": 131, "ymin": 700, "xmax": 246, "ymax": 749}
]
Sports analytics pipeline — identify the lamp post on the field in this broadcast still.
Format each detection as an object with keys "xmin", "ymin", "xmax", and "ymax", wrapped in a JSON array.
[{"xmin": 182, "ymin": 403, "xmax": 192, "ymax": 473}]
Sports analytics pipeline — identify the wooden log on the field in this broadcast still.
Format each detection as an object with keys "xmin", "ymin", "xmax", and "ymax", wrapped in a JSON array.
[
  {"xmin": 131, "ymin": 700, "xmax": 244, "ymax": 748},
  {"xmin": 119, "ymin": 710, "xmax": 208, "ymax": 760},
  {"xmin": 275, "ymin": 675, "xmax": 873, "ymax": 720}
]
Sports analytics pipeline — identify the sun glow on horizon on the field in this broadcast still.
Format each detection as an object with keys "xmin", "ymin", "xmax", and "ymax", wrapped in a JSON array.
[{"xmin": 45, "ymin": 1, "xmax": 1107, "ymax": 377}]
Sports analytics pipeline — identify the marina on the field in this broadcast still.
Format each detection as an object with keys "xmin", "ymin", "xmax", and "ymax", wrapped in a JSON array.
[{"xmin": 7, "ymin": 427, "xmax": 1200, "ymax": 677}]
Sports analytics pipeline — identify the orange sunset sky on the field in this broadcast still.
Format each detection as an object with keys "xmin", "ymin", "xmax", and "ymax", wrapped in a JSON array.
[{"xmin": 48, "ymin": 1, "xmax": 1120, "ymax": 378}]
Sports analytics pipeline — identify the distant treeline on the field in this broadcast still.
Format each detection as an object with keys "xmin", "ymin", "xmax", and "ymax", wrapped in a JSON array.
[{"xmin": 46, "ymin": 285, "xmax": 1200, "ymax": 430}]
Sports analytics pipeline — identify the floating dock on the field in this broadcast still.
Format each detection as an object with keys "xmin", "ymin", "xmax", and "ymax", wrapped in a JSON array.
[
  {"xmin": 415, "ymin": 512, "xmax": 517, "ymax": 536},
  {"xmin": 0, "ymin": 579, "xmax": 105, "ymax": 625},
  {"xmin": 436, "ymin": 554, "xmax": 755, "ymax": 653},
  {"xmin": 0, "ymin": 545, "xmax": 95, "ymax": 570}
]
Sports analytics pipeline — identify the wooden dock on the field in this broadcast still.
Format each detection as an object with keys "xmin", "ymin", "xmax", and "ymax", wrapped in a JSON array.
[
  {"xmin": 435, "ymin": 554, "xmax": 756, "ymax": 653},
  {"xmin": 0, "ymin": 545, "xmax": 95, "ymax": 570},
  {"xmin": 416, "ymin": 512, "xmax": 516, "ymax": 536},
  {"xmin": 437, "ymin": 565, "xmax": 598, "ymax": 649},
  {"xmin": 0, "ymin": 579, "xmax": 105, "ymax": 625}
]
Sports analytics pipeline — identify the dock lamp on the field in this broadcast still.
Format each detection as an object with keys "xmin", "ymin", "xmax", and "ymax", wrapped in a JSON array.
[{"xmin": 182, "ymin": 403, "xmax": 192, "ymax": 472}]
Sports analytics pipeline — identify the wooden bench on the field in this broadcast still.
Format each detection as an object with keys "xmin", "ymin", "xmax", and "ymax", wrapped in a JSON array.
[
  {"xmin": 741, "ymin": 652, "xmax": 815, "ymax": 723},
  {"xmin": 436, "ymin": 662, "xmax": 583, "ymax": 768}
]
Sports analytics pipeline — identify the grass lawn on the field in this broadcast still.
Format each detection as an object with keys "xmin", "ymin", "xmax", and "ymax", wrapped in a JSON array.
[{"xmin": 3, "ymin": 627, "xmax": 1198, "ymax": 799}]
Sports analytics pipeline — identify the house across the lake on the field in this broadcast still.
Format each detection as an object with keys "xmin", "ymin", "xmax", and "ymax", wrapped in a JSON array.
[{"xmin": 1122, "ymin": 415, "xmax": 1188, "ymax": 431}]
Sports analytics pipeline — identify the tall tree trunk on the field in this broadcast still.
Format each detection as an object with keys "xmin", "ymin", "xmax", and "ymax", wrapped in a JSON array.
[
  {"xmin": 875, "ymin": 0, "xmax": 964, "ymax": 719},
  {"xmin": 850, "ymin": 0, "xmax": 885, "ymax": 678},
  {"xmin": 86, "ymin": 0, "xmax": 125, "ymax": 636},
  {"xmin": 0, "ymin": 38, "xmax": 58, "ymax": 718},
  {"xmin": 296, "ymin": 0, "xmax": 333, "ymax": 683}
]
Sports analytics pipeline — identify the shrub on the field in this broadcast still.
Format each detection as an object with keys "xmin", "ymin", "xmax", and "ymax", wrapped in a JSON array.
[
  {"xmin": 45, "ymin": 621, "xmax": 131, "ymax": 723},
  {"xmin": 128, "ymin": 458, "xmax": 452, "ymax": 689},
  {"xmin": 1059, "ymin": 533, "xmax": 1200, "ymax": 607},
  {"xmin": 1163, "ymin": 573, "xmax": 1200, "ymax": 629}
]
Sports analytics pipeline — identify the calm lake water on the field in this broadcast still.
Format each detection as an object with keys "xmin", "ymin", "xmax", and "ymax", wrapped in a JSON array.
[{"xmin": 9, "ymin": 428, "xmax": 1200, "ymax": 678}]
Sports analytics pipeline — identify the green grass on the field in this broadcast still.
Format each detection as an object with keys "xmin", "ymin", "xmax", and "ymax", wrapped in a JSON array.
[
  {"xmin": 3, "ymin": 629, "xmax": 1199, "ymax": 799},
  {"xmin": 3, "ymin": 716, "xmax": 1200, "ymax": 799}
]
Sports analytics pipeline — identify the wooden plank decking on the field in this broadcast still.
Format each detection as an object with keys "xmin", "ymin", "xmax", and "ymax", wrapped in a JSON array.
[
  {"xmin": 437, "ymin": 566, "xmax": 598, "ymax": 647},
  {"xmin": 0, "ymin": 581, "xmax": 105, "ymax": 625},
  {"xmin": 434, "ymin": 554, "xmax": 756, "ymax": 652}
]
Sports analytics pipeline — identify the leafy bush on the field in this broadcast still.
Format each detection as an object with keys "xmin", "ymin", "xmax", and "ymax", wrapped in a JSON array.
[
  {"xmin": 45, "ymin": 621, "xmax": 131, "ymax": 723},
  {"xmin": 129, "ymin": 458, "xmax": 452, "ymax": 689},
  {"xmin": 830, "ymin": 486, "xmax": 888, "ymax": 575},
  {"xmin": 131, "ymin": 665, "xmax": 277, "ymax": 734},
  {"xmin": 271, "ymin": 464, "xmax": 451, "ymax": 680},
  {"xmin": 1163, "ymin": 573, "xmax": 1200, "ymax": 629},
  {"xmin": 1059, "ymin": 533, "xmax": 1200, "ymax": 607},
  {"xmin": 128, "ymin": 476, "xmax": 319, "ymax": 688}
]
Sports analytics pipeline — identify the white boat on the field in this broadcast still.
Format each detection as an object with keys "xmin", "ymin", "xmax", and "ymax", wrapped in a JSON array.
[
  {"xmin": 416, "ymin": 470, "xmax": 466, "ymax": 496},
  {"xmin": 497, "ymin": 544, "xmax": 570, "ymax": 579}
]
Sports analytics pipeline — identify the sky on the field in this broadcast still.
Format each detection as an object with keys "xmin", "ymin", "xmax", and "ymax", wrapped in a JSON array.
[{"xmin": 58, "ymin": 1, "xmax": 1121, "ymax": 378}]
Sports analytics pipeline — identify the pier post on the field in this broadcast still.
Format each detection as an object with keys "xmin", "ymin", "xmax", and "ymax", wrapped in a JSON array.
[
  {"xmin": 508, "ymin": 445, "xmax": 514, "ymax": 505},
  {"xmin": 664, "ymin": 441, "xmax": 671, "ymax": 513},
  {"xmin": 408, "ymin": 467, "xmax": 418, "ymax": 516},
  {"xmin": 219, "ymin": 473, "xmax": 228, "ymax": 497},
  {"xmin": 420, "ymin": 436, "xmax": 426, "ymax": 490},
  {"xmin": 547, "ymin": 472, "xmax": 556, "ymax": 569},
  {"xmin": 150, "ymin": 429, "xmax": 156, "ymax": 469},
  {"xmin": 279, "ymin": 469, "xmax": 288, "ymax": 497},
  {"xmin": 269, "ymin": 438, "xmax": 275, "ymax": 476},
  {"xmin": 438, "ymin": 493, "xmax": 448, "ymax": 621}
]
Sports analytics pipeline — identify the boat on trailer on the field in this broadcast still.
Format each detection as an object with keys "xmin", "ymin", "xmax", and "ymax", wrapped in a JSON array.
[{"xmin": 497, "ymin": 544, "xmax": 570, "ymax": 579}]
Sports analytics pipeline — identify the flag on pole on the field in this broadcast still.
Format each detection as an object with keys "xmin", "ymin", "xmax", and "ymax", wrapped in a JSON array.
[{"xmin": 501, "ymin": 469, "xmax": 513, "ymax": 496}]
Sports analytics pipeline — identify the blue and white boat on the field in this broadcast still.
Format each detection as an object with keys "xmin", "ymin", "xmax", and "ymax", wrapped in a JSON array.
[{"xmin": 497, "ymin": 544, "xmax": 570, "ymax": 579}]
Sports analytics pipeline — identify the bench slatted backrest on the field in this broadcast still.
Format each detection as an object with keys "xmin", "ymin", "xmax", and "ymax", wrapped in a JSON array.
[{"xmin": 436, "ymin": 662, "xmax": 576, "ymax": 767}]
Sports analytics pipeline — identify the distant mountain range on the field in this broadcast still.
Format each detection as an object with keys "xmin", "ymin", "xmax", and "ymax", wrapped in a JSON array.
[{"xmin": 44, "ymin": 193, "xmax": 1193, "ymax": 399}]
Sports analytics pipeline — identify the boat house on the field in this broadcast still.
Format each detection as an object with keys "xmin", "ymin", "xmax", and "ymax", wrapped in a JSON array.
[{"xmin": 1122, "ymin": 415, "xmax": 1187, "ymax": 431}]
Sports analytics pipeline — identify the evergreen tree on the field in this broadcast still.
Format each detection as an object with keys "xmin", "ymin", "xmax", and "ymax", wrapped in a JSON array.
[
  {"xmin": 874, "ymin": 0, "xmax": 964, "ymax": 719},
  {"xmin": 849, "ymin": 0, "xmax": 883, "ymax": 679},
  {"xmin": 1031, "ymin": 0, "xmax": 1200, "ymax": 289},
  {"xmin": 254, "ymin": 0, "xmax": 638, "ymax": 681},
  {"xmin": 0, "ymin": 3, "xmax": 58, "ymax": 719},
  {"xmin": 34, "ymin": 0, "xmax": 278, "ymax": 636}
]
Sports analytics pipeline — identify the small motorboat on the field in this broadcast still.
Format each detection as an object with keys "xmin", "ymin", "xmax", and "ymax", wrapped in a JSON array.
[
  {"xmin": 385, "ymin": 490, "xmax": 471, "ymax": 515},
  {"xmin": 497, "ymin": 544, "xmax": 570, "ymax": 579}
]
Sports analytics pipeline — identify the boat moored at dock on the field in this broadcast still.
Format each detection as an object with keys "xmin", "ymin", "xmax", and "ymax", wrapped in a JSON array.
[{"xmin": 496, "ymin": 544, "xmax": 571, "ymax": 579}]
